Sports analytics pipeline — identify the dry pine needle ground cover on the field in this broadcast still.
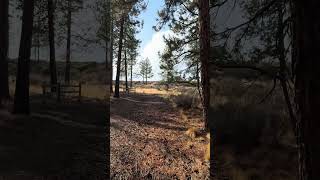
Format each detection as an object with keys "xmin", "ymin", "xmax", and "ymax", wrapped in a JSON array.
[{"xmin": 110, "ymin": 92, "xmax": 210, "ymax": 179}]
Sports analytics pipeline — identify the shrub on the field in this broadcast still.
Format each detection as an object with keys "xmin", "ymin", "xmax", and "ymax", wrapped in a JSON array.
[
  {"xmin": 173, "ymin": 93, "xmax": 194, "ymax": 109},
  {"xmin": 210, "ymin": 102, "xmax": 285, "ymax": 153}
]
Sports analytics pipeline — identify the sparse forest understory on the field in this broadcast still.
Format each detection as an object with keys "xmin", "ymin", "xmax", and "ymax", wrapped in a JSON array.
[
  {"xmin": 0, "ymin": 0, "xmax": 319, "ymax": 179},
  {"xmin": 110, "ymin": 69, "xmax": 297, "ymax": 179}
]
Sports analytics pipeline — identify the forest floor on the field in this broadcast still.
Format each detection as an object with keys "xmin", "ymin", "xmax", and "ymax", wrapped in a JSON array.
[
  {"xmin": 0, "ymin": 96, "xmax": 107, "ymax": 180},
  {"xmin": 110, "ymin": 92, "xmax": 210, "ymax": 179}
]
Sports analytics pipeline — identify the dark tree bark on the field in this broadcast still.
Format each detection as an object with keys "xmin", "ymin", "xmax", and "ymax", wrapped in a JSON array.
[
  {"xmin": 110, "ymin": 42, "xmax": 114, "ymax": 93},
  {"xmin": 106, "ymin": 43, "xmax": 112, "ymax": 93},
  {"xmin": 65, "ymin": 0, "xmax": 72, "ymax": 84},
  {"xmin": 293, "ymin": 0, "xmax": 320, "ymax": 179},
  {"xmin": 196, "ymin": 61, "xmax": 203, "ymax": 103},
  {"xmin": 105, "ymin": 0, "xmax": 112, "ymax": 96},
  {"xmin": 124, "ymin": 45, "xmax": 128, "ymax": 92},
  {"xmin": 48, "ymin": 0, "xmax": 57, "ymax": 90},
  {"xmin": 130, "ymin": 63, "xmax": 133, "ymax": 88},
  {"xmin": 276, "ymin": 2, "xmax": 296, "ymax": 128},
  {"xmin": 123, "ymin": 20, "xmax": 128, "ymax": 92},
  {"xmin": 37, "ymin": 19, "xmax": 40, "ymax": 63},
  {"xmin": 199, "ymin": 0, "xmax": 210, "ymax": 129},
  {"xmin": 13, "ymin": 0, "xmax": 35, "ymax": 114},
  {"xmin": 145, "ymin": 73, "xmax": 147, "ymax": 84},
  {"xmin": 0, "ymin": 0, "xmax": 10, "ymax": 107},
  {"xmin": 114, "ymin": 15, "xmax": 125, "ymax": 98},
  {"xmin": 110, "ymin": 15, "xmax": 114, "ymax": 94}
]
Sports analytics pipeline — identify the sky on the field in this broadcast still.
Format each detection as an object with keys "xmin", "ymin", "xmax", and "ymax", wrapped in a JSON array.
[{"xmin": 128, "ymin": 0, "xmax": 172, "ymax": 81}]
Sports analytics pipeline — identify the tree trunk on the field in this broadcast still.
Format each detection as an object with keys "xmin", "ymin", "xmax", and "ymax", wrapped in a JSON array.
[
  {"xmin": 114, "ymin": 15, "xmax": 125, "ymax": 98},
  {"xmin": 13, "ymin": 0, "xmax": 35, "ymax": 114},
  {"xmin": 106, "ymin": 42, "xmax": 112, "ymax": 94},
  {"xmin": 65, "ymin": 0, "xmax": 72, "ymax": 84},
  {"xmin": 0, "ymin": 0, "xmax": 10, "ymax": 107},
  {"xmin": 294, "ymin": 0, "xmax": 320, "ymax": 179},
  {"xmin": 199, "ymin": 0, "xmax": 210, "ymax": 129},
  {"xmin": 130, "ymin": 63, "xmax": 133, "ymax": 88},
  {"xmin": 105, "ymin": 0, "xmax": 112, "ymax": 96},
  {"xmin": 110, "ymin": 14, "xmax": 114, "ymax": 94},
  {"xmin": 277, "ymin": 2, "xmax": 296, "ymax": 128},
  {"xmin": 124, "ymin": 45, "xmax": 128, "ymax": 92},
  {"xmin": 48, "ymin": 0, "xmax": 57, "ymax": 91},
  {"xmin": 37, "ymin": 21, "xmax": 40, "ymax": 63},
  {"xmin": 37, "ymin": 40, "xmax": 40, "ymax": 62}
]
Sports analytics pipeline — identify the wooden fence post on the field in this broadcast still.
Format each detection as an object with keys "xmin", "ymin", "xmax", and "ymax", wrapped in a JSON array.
[
  {"xmin": 57, "ymin": 83, "xmax": 61, "ymax": 102},
  {"xmin": 42, "ymin": 83, "xmax": 46, "ymax": 95},
  {"xmin": 78, "ymin": 83, "xmax": 82, "ymax": 102}
]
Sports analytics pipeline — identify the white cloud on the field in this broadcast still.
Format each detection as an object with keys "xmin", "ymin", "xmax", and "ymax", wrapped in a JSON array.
[
  {"xmin": 138, "ymin": 30, "xmax": 174, "ymax": 81},
  {"xmin": 113, "ymin": 30, "xmax": 174, "ymax": 81}
]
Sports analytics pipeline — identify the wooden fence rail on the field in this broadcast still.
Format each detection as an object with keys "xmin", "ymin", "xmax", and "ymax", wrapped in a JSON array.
[{"xmin": 42, "ymin": 83, "xmax": 81, "ymax": 102}]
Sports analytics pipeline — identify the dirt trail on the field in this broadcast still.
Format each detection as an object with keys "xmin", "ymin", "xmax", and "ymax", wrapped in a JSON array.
[{"xmin": 110, "ymin": 93, "xmax": 209, "ymax": 179}]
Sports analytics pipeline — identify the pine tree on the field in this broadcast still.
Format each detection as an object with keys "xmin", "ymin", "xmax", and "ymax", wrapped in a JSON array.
[
  {"xmin": 56, "ymin": 0, "xmax": 83, "ymax": 84},
  {"xmin": 13, "ymin": 0, "xmax": 35, "ymax": 114},
  {"xmin": 139, "ymin": 58, "xmax": 153, "ymax": 84},
  {"xmin": 48, "ymin": 0, "xmax": 58, "ymax": 90},
  {"xmin": 113, "ymin": 0, "xmax": 146, "ymax": 98}
]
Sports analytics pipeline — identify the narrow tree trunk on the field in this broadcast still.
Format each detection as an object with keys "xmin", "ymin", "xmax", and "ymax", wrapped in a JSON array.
[
  {"xmin": 277, "ymin": 2, "xmax": 296, "ymax": 128},
  {"xmin": 37, "ymin": 39, "xmax": 40, "ymax": 62},
  {"xmin": 110, "ymin": 16, "xmax": 114, "ymax": 94},
  {"xmin": 106, "ymin": 42, "xmax": 112, "ymax": 92},
  {"xmin": 130, "ymin": 63, "xmax": 133, "ymax": 88},
  {"xmin": 36, "ymin": 11, "xmax": 40, "ymax": 63},
  {"xmin": 199, "ymin": 0, "xmax": 210, "ymax": 129},
  {"xmin": 290, "ymin": 0, "xmax": 297, "ymax": 83},
  {"xmin": 294, "ymin": 0, "xmax": 320, "ymax": 179},
  {"xmin": 65, "ymin": 0, "xmax": 72, "ymax": 84},
  {"xmin": 37, "ymin": 17, "xmax": 40, "ymax": 63},
  {"xmin": 13, "ymin": 0, "xmax": 35, "ymax": 114},
  {"xmin": 124, "ymin": 45, "xmax": 128, "ymax": 92},
  {"xmin": 0, "ymin": 0, "xmax": 10, "ymax": 107},
  {"xmin": 33, "ymin": 45, "xmax": 36, "ymax": 61},
  {"xmin": 114, "ymin": 15, "xmax": 125, "ymax": 98},
  {"xmin": 48, "ymin": 0, "xmax": 57, "ymax": 91},
  {"xmin": 105, "ymin": 0, "xmax": 112, "ymax": 97},
  {"xmin": 142, "ymin": 73, "xmax": 144, "ymax": 84},
  {"xmin": 196, "ymin": 61, "xmax": 203, "ymax": 102}
]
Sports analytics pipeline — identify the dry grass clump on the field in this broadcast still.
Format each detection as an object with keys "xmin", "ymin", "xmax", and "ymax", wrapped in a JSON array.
[
  {"xmin": 173, "ymin": 93, "xmax": 194, "ymax": 109},
  {"xmin": 210, "ymin": 77, "xmax": 293, "ymax": 150},
  {"xmin": 210, "ymin": 77, "xmax": 297, "ymax": 179},
  {"xmin": 168, "ymin": 87, "xmax": 202, "ymax": 110}
]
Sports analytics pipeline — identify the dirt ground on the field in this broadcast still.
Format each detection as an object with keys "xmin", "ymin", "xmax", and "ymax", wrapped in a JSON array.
[
  {"xmin": 0, "ymin": 96, "xmax": 108, "ymax": 180},
  {"xmin": 110, "ymin": 92, "xmax": 210, "ymax": 179}
]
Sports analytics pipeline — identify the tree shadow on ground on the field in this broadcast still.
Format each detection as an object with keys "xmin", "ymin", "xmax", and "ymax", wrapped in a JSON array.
[
  {"xmin": 0, "ymin": 96, "xmax": 108, "ymax": 179},
  {"xmin": 110, "ymin": 92, "xmax": 187, "ymax": 132}
]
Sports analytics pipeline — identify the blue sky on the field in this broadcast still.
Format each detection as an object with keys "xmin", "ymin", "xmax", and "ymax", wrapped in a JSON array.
[
  {"xmin": 130, "ymin": 0, "xmax": 172, "ymax": 81},
  {"xmin": 136, "ymin": 0, "xmax": 165, "ymax": 49}
]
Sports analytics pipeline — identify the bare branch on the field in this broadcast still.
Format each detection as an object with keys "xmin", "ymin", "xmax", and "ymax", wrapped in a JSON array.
[{"xmin": 213, "ymin": 0, "xmax": 277, "ymax": 36}]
